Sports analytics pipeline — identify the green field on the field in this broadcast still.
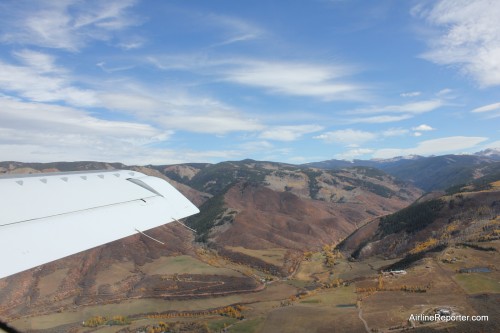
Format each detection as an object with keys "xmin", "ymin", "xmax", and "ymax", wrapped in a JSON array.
[
  {"xmin": 454, "ymin": 273, "xmax": 500, "ymax": 294},
  {"xmin": 208, "ymin": 318, "xmax": 239, "ymax": 332},
  {"xmin": 229, "ymin": 318, "xmax": 265, "ymax": 333}
]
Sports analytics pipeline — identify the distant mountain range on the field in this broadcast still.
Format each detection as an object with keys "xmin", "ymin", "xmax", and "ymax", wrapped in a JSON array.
[{"xmin": 304, "ymin": 148, "xmax": 500, "ymax": 192}]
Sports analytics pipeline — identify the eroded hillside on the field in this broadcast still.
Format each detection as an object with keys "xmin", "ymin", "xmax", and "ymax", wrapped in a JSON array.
[{"xmin": 340, "ymin": 179, "xmax": 500, "ymax": 260}]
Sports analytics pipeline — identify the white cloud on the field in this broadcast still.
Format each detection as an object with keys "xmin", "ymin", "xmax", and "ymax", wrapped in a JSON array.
[
  {"xmin": 471, "ymin": 102, "xmax": 500, "ymax": 113},
  {"xmin": 413, "ymin": 132, "xmax": 422, "ymax": 137},
  {"xmin": 373, "ymin": 136, "xmax": 488, "ymax": 159},
  {"xmin": 236, "ymin": 141, "xmax": 293, "ymax": 161},
  {"xmin": 117, "ymin": 35, "xmax": 146, "ymax": 50},
  {"xmin": 483, "ymin": 140, "xmax": 500, "ymax": 149},
  {"xmin": 0, "ymin": 96, "xmax": 160, "ymax": 137},
  {"xmin": 96, "ymin": 62, "xmax": 135, "ymax": 73},
  {"xmin": 400, "ymin": 91, "xmax": 421, "ymax": 97},
  {"xmin": 0, "ymin": 95, "xmax": 257, "ymax": 164},
  {"xmin": 382, "ymin": 128, "xmax": 409, "ymax": 137},
  {"xmin": 0, "ymin": 141, "xmax": 242, "ymax": 165},
  {"xmin": 159, "ymin": 113, "xmax": 263, "ymax": 134},
  {"xmin": 315, "ymin": 127, "xmax": 417, "ymax": 149},
  {"xmin": 147, "ymin": 55, "xmax": 367, "ymax": 101},
  {"xmin": 1, "ymin": 49, "xmax": 266, "ymax": 136},
  {"xmin": 314, "ymin": 129, "xmax": 376, "ymax": 145},
  {"xmin": 0, "ymin": 96, "xmax": 183, "ymax": 164},
  {"xmin": 414, "ymin": 0, "xmax": 500, "ymax": 87},
  {"xmin": 412, "ymin": 124, "xmax": 435, "ymax": 131},
  {"xmin": 346, "ymin": 114, "xmax": 413, "ymax": 124},
  {"xmin": 238, "ymin": 140, "xmax": 274, "ymax": 151},
  {"xmin": 259, "ymin": 125, "xmax": 323, "ymax": 141},
  {"xmin": 436, "ymin": 88, "xmax": 453, "ymax": 96},
  {"xmin": 99, "ymin": 92, "xmax": 162, "ymax": 113},
  {"xmin": 207, "ymin": 14, "xmax": 264, "ymax": 46},
  {"xmin": 344, "ymin": 100, "xmax": 442, "ymax": 124},
  {"xmin": 471, "ymin": 102, "xmax": 500, "ymax": 119},
  {"xmin": 351, "ymin": 100, "xmax": 443, "ymax": 115},
  {"xmin": 222, "ymin": 60, "xmax": 364, "ymax": 100},
  {"xmin": 13, "ymin": 49, "xmax": 60, "ymax": 73},
  {"xmin": 335, "ymin": 148, "xmax": 374, "ymax": 160},
  {"xmin": 0, "ymin": 0, "xmax": 140, "ymax": 51},
  {"xmin": 0, "ymin": 50, "xmax": 98, "ymax": 107},
  {"xmin": 99, "ymin": 89, "xmax": 264, "ymax": 135}
]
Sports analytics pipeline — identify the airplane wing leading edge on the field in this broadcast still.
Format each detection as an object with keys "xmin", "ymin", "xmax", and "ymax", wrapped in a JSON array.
[{"xmin": 0, "ymin": 170, "xmax": 199, "ymax": 279}]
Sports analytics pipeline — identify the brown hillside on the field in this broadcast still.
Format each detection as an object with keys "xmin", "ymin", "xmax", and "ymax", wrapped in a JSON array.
[
  {"xmin": 343, "ymin": 185, "xmax": 500, "ymax": 260},
  {"xmin": 210, "ymin": 181, "xmax": 419, "ymax": 252}
]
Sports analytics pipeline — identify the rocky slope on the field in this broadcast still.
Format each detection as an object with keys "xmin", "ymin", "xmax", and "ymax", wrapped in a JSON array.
[{"xmin": 339, "ymin": 177, "xmax": 500, "ymax": 260}]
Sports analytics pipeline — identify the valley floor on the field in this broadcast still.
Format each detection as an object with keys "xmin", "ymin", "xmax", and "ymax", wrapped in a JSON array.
[{"xmin": 6, "ymin": 239, "xmax": 500, "ymax": 333}]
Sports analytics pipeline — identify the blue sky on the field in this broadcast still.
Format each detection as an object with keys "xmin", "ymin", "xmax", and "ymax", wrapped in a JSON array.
[{"xmin": 0, "ymin": 0, "xmax": 499, "ymax": 164}]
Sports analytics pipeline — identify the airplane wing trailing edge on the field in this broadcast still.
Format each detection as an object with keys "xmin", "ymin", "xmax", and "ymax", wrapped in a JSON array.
[{"xmin": 0, "ymin": 170, "xmax": 199, "ymax": 279}]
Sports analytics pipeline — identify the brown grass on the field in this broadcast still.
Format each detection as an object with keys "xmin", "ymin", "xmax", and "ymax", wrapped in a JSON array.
[
  {"xmin": 38, "ymin": 268, "xmax": 69, "ymax": 298},
  {"xmin": 140, "ymin": 255, "xmax": 243, "ymax": 277},
  {"xmin": 226, "ymin": 247, "xmax": 287, "ymax": 267}
]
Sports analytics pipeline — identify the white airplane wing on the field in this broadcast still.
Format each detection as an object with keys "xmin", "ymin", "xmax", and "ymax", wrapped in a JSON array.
[{"xmin": 0, "ymin": 170, "xmax": 199, "ymax": 279}]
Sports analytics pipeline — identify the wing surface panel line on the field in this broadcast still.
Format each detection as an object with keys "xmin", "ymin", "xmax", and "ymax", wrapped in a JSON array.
[{"xmin": 0, "ymin": 195, "xmax": 157, "ymax": 227}]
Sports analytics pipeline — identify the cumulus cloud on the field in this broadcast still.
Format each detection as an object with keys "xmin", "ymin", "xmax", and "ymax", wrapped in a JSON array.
[
  {"xmin": 372, "ymin": 136, "xmax": 488, "ymax": 159},
  {"xmin": 413, "ymin": 0, "xmax": 500, "ymax": 87},
  {"xmin": 412, "ymin": 124, "xmax": 435, "ymax": 131},
  {"xmin": 411, "ymin": 124, "xmax": 434, "ymax": 137}
]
